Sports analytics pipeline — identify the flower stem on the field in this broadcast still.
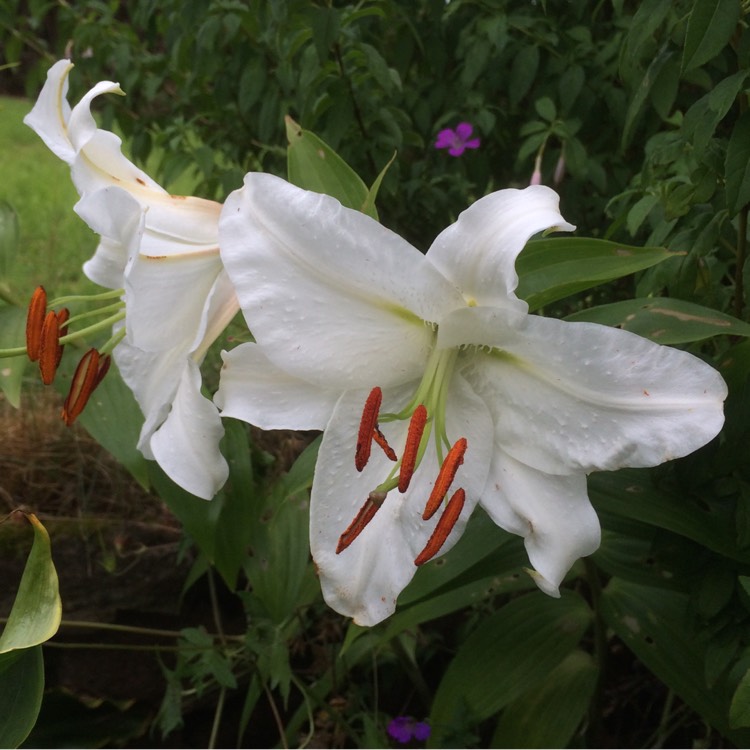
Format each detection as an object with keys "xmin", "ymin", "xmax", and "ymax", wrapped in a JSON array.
[
  {"xmin": 583, "ymin": 557, "xmax": 607, "ymax": 747},
  {"xmin": 734, "ymin": 204, "xmax": 748, "ymax": 320}
]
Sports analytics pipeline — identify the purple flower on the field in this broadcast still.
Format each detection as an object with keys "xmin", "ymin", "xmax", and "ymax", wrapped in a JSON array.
[
  {"xmin": 434, "ymin": 122, "xmax": 481, "ymax": 156},
  {"xmin": 387, "ymin": 716, "xmax": 431, "ymax": 743}
]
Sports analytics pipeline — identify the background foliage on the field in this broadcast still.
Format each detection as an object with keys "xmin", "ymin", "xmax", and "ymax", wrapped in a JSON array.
[{"xmin": 2, "ymin": 0, "xmax": 750, "ymax": 747}]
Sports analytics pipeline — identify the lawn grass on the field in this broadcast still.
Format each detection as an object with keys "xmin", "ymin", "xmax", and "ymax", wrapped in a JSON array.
[{"xmin": 0, "ymin": 96, "xmax": 98, "ymax": 299}]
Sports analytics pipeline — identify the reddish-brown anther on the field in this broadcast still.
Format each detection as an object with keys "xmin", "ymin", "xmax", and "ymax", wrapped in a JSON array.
[
  {"xmin": 38, "ymin": 310, "xmax": 60, "ymax": 385},
  {"xmin": 25, "ymin": 286, "xmax": 47, "ymax": 362},
  {"xmin": 61, "ymin": 349, "xmax": 111, "ymax": 426},
  {"xmin": 355, "ymin": 387, "xmax": 383, "ymax": 471},
  {"xmin": 398, "ymin": 404, "xmax": 427, "ymax": 493},
  {"xmin": 336, "ymin": 491, "xmax": 387, "ymax": 554},
  {"xmin": 422, "ymin": 437, "xmax": 468, "ymax": 520},
  {"xmin": 414, "ymin": 487, "xmax": 466, "ymax": 566}
]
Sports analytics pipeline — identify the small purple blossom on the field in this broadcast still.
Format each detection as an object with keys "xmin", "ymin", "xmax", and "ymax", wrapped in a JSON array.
[
  {"xmin": 387, "ymin": 716, "xmax": 431, "ymax": 744},
  {"xmin": 434, "ymin": 122, "xmax": 480, "ymax": 156}
]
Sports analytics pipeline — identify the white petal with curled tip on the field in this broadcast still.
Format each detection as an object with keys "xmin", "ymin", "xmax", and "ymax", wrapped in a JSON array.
[
  {"xmin": 215, "ymin": 343, "xmax": 340, "ymax": 431},
  {"xmin": 149, "ymin": 359, "xmax": 228, "ymax": 500},
  {"xmin": 440, "ymin": 307, "xmax": 727, "ymax": 475},
  {"xmin": 310, "ymin": 374, "xmax": 494, "ymax": 626},
  {"xmin": 481, "ymin": 450, "xmax": 600, "ymax": 597},
  {"xmin": 426, "ymin": 185, "xmax": 575, "ymax": 307},
  {"xmin": 219, "ymin": 173, "xmax": 464, "ymax": 391},
  {"xmin": 23, "ymin": 59, "xmax": 74, "ymax": 163}
]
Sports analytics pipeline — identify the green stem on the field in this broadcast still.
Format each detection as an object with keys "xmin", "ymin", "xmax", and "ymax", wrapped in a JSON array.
[
  {"xmin": 208, "ymin": 687, "xmax": 227, "ymax": 750},
  {"xmin": 734, "ymin": 204, "xmax": 748, "ymax": 320},
  {"xmin": 583, "ymin": 557, "xmax": 607, "ymax": 748}
]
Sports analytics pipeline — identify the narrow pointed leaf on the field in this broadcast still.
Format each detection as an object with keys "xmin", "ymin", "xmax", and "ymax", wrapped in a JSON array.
[
  {"xmin": 515, "ymin": 237, "xmax": 680, "ymax": 311},
  {"xmin": 491, "ymin": 650, "xmax": 598, "ymax": 748},
  {"xmin": 682, "ymin": 0, "xmax": 740, "ymax": 73},
  {"xmin": 0, "ymin": 306, "xmax": 27, "ymax": 408},
  {"xmin": 0, "ymin": 513, "xmax": 61, "ymax": 653},
  {"xmin": 725, "ymin": 109, "xmax": 750, "ymax": 217},
  {"xmin": 428, "ymin": 591, "xmax": 591, "ymax": 746},
  {"xmin": 601, "ymin": 578, "xmax": 750, "ymax": 746},
  {"xmin": 566, "ymin": 297, "xmax": 750, "ymax": 343},
  {"xmin": 285, "ymin": 116, "xmax": 376, "ymax": 219}
]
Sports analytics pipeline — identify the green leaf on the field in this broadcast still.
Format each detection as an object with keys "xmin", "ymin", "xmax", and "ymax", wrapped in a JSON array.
[
  {"xmin": 589, "ymin": 470, "xmax": 749, "ymax": 564},
  {"xmin": 285, "ymin": 116, "xmax": 377, "ymax": 219},
  {"xmin": 682, "ymin": 0, "xmax": 740, "ymax": 73},
  {"xmin": 0, "ymin": 513, "xmax": 61, "ymax": 653},
  {"xmin": 534, "ymin": 96, "xmax": 556, "ymax": 122},
  {"xmin": 601, "ymin": 578, "xmax": 750, "ymax": 745},
  {"xmin": 621, "ymin": 48, "xmax": 673, "ymax": 149},
  {"xmin": 56, "ymin": 356, "xmax": 150, "ymax": 488},
  {"xmin": 516, "ymin": 237, "xmax": 680, "ymax": 311},
  {"xmin": 682, "ymin": 70, "xmax": 748, "ymax": 158},
  {"xmin": 361, "ymin": 151, "xmax": 395, "ymax": 221},
  {"xmin": 509, "ymin": 45, "xmax": 539, "ymax": 106},
  {"xmin": 0, "ymin": 305, "xmax": 27, "ymax": 408},
  {"xmin": 0, "ymin": 200, "xmax": 19, "ymax": 281},
  {"xmin": 725, "ymin": 109, "xmax": 750, "ymax": 216},
  {"xmin": 491, "ymin": 650, "xmax": 598, "ymax": 748},
  {"xmin": 566, "ymin": 297, "xmax": 750, "ymax": 343},
  {"xmin": 428, "ymin": 591, "xmax": 591, "ymax": 747},
  {"xmin": 730, "ymin": 667, "xmax": 750, "ymax": 728},
  {"xmin": 0, "ymin": 647, "xmax": 44, "ymax": 748}
]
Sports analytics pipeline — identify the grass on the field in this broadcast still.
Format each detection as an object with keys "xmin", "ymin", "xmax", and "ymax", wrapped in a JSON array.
[{"xmin": 0, "ymin": 96, "xmax": 98, "ymax": 298}]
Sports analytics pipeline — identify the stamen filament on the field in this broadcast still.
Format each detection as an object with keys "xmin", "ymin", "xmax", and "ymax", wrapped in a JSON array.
[
  {"xmin": 63, "ymin": 302, "xmax": 125, "ymax": 327},
  {"xmin": 414, "ymin": 487, "xmax": 466, "ymax": 566},
  {"xmin": 398, "ymin": 405, "xmax": 427, "ymax": 493},
  {"xmin": 336, "ymin": 491, "xmax": 387, "ymax": 553},
  {"xmin": 58, "ymin": 310, "xmax": 126, "ymax": 345},
  {"xmin": 49, "ymin": 288, "xmax": 124, "ymax": 306},
  {"xmin": 356, "ymin": 387, "xmax": 382, "ymax": 471},
  {"xmin": 55, "ymin": 308, "xmax": 70, "ymax": 367},
  {"xmin": 372, "ymin": 426, "xmax": 398, "ymax": 462},
  {"xmin": 422, "ymin": 437, "xmax": 468, "ymax": 520},
  {"xmin": 25, "ymin": 286, "xmax": 47, "ymax": 362}
]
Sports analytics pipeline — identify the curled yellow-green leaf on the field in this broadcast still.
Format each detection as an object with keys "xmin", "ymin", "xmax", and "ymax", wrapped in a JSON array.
[{"xmin": 0, "ymin": 512, "xmax": 61, "ymax": 653}]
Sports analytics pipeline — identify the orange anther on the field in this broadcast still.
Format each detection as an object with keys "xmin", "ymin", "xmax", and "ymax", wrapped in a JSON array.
[
  {"xmin": 38, "ymin": 310, "xmax": 60, "ymax": 385},
  {"xmin": 422, "ymin": 437, "xmax": 468, "ymax": 520},
  {"xmin": 61, "ymin": 349, "xmax": 110, "ymax": 426},
  {"xmin": 25, "ymin": 286, "xmax": 47, "ymax": 362},
  {"xmin": 414, "ymin": 487, "xmax": 466, "ymax": 566},
  {"xmin": 336, "ymin": 491, "xmax": 387, "ymax": 554},
  {"xmin": 398, "ymin": 404, "xmax": 427, "ymax": 493},
  {"xmin": 356, "ymin": 387, "xmax": 383, "ymax": 471}
]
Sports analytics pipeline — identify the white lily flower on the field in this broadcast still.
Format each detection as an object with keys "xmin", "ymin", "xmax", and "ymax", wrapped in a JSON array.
[
  {"xmin": 215, "ymin": 173, "xmax": 727, "ymax": 626},
  {"xmin": 26, "ymin": 60, "xmax": 237, "ymax": 498}
]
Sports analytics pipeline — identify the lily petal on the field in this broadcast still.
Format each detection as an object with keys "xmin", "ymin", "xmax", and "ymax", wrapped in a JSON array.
[
  {"xmin": 75, "ymin": 186, "xmax": 144, "ymax": 289},
  {"xmin": 441, "ymin": 307, "xmax": 727, "ymax": 475},
  {"xmin": 149, "ymin": 359, "xmax": 228, "ymax": 500},
  {"xmin": 215, "ymin": 343, "xmax": 341, "ymax": 430},
  {"xmin": 310, "ymin": 373, "xmax": 493, "ymax": 626},
  {"xmin": 426, "ymin": 185, "xmax": 575, "ymax": 307},
  {"xmin": 22, "ymin": 59, "xmax": 74, "ymax": 162},
  {"xmin": 219, "ymin": 172, "xmax": 464, "ymax": 390},
  {"xmin": 481, "ymin": 450, "xmax": 600, "ymax": 596}
]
